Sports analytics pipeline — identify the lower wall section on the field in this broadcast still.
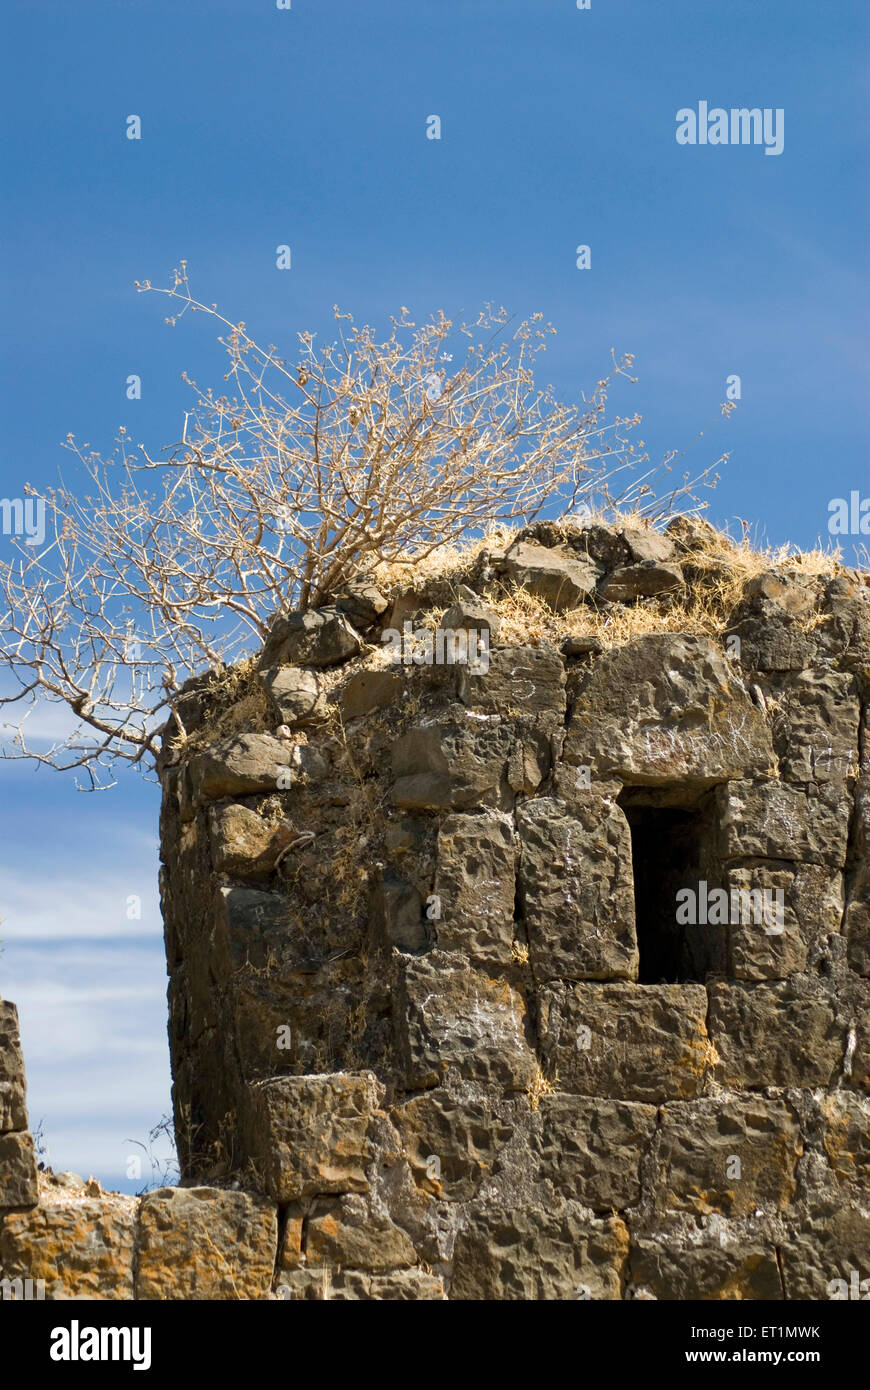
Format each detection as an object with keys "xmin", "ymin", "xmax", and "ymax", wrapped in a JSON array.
[{"xmin": 2, "ymin": 1064, "xmax": 869, "ymax": 1300}]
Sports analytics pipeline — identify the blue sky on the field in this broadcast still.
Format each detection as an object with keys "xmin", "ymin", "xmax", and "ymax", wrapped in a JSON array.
[{"xmin": 1, "ymin": 0, "xmax": 867, "ymax": 1190}]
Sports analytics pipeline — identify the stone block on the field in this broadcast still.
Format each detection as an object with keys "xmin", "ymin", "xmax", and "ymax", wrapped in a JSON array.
[{"xmin": 538, "ymin": 982, "xmax": 711, "ymax": 1104}]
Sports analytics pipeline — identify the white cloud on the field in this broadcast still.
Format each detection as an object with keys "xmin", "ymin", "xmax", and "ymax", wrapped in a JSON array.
[{"xmin": 1, "ymin": 866, "xmax": 161, "ymax": 940}]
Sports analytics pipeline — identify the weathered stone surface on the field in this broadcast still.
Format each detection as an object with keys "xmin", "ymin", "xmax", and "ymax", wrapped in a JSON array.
[
  {"xmin": 391, "ymin": 715, "xmax": 517, "ymax": 811},
  {"xmin": 334, "ymin": 581, "xmax": 389, "ymax": 632},
  {"xmin": 0, "ymin": 1184, "xmax": 135, "ymax": 1297},
  {"xmin": 456, "ymin": 645, "xmax": 566, "ymax": 727},
  {"xmin": 565, "ymin": 522, "xmax": 633, "ymax": 570},
  {"xmin": 538, "ymin": 982, "xmax": 711, "ymax": 1103},
  {"xmin": 517, "ymin": 796, "xmax": 638, "ymax": 981},
  {"xmin": 209, "ymin": 803, "xmax": 297, "ymax": 879},
  {"xmin": 441, "ymin": 598, "xmax": 501, "ymax": 639},
  {"xmin": 499, "ymin": 542, "xmax": 600, "ymax": 611},
  {"xmin": 304, "ymin": 1194, "xmax": 417, "ymax": 1271},
  {"xmin": 276, "ymin": 1267, "xmax": 446, "ymax": 1300},
  {"xmin": 716, "ymin": 778, "xmax": 852, "ymax": 869},
  {"xmin": 243, "ymin": 1073, "xmax": 382, "ymax": 1202},
  {"xmin": 0, "ymin": 1131, "xmax": 38, "ymax": 1209},
  {"xmin": 371, "ymin": 870, "xmax": 428, "ymax": 953},
  {"xmin": 433, "ymin": 810, "xmax": 517, "ymax": 966},
  {"xmin": 629, "ymin": 1236, "xmax": 783, "ymax": 1300},
  {"xmin": 260, "ymin": 606, "xmax": 361, "ymax": 669},
  {"xmin": 137, "ymin": 1187, "xmax": 277, "ymax": 1300},
  {"xmin": 391, "ymin": 1088, "xmax": 515, "ymax": 1201},
  {"xmin": 565, "ymin": 634, "xmax": 772, "ymax": 787},
  {"xmin": 845, "ymin": 773, "xmax": 870, "ymax": 976},
  {"xmin": 665, "ymin": 514, "xmax": 721, "ymax": 552},
  {"xmin": 0, "ymin": 1001, "xmax": 28, "ymax": 1134},
  {"xmin": 394, "ymin": 951, "xmax": 537, "ymax": 1091},
  {"xmin": 816, "ymin": 577, "xmax": 870, "ymax": 668},
  {"xmin": 651, "ymin": 1096, "xmax": 802, "ymax": 1218},
  {"xmin": 771, "ymin": 670, "xmax": 860, "ymax": 783},
  {"xmin": 620, "ymin": 527, "xmax": 676, "ymax": 565},
  {"xmin": 259, "ymin": 665, "xmax": 325, "ymax": 725},
  {"xmin": 599, "ymin": 561, "xmax": 684, "ymax": 603},
  {"xmin": 451, "ymin": 1207, "xmax": 628, "ymax": 1300},
  {"xmin": 534, "ymin": 1096, "xmax": 657, "ymax": 1210},
  {"xmin": 708, "ymin": 980, "xmax": 845, "ymax": 1089},
  {"xmin": 190, "ymin": 733, "xmax": 297, "ymax": 802},
  {"xmin": 342, "ymin": 669, "xmax": 404, "ymax": 718},
  {"xmin": 230, "ymin": 962, "xmax": 361, "ymax": 1080},
  {"xmin": 725, "ymin": 861, "xmax": 844, "ymax": 980},
  {"xmin": 780, "ymin": 1208, "xmax": 870, "ymax": 1300},
  {"xmin": 212, "ymin": 885, "xmax": 295, "ymax": 976},
  {"xmin": 821, "ymin": 1093, "xmax": 870, "ymax": 1200},
  {"xmin": 727, "ymin": 613, "xmax": 816, "ymax": 672},
  {"xmin": 744, "ymin": 570, "xmax": 821, "ymax": 618}
]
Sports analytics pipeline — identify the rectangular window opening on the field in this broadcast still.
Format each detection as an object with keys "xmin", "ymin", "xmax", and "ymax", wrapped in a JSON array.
[{"xmin": 619, "ymin": 789, "xmax": 726, "ymax": 984}]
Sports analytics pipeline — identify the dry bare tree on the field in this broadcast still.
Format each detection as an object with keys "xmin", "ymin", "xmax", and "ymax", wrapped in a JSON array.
[{"xmin": 0, "ymin": 263, "xmax": 726, "ymax": 785}]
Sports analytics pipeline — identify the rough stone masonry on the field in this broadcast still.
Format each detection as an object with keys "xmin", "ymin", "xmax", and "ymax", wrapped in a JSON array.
[{"xmin": 2, "ymin": 516, "xmax": 869, "ymax": 1298}]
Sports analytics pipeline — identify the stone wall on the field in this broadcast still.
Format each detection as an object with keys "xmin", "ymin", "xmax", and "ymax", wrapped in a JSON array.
[{"xmin": 3, "ymin": 518, "xmax": 869, "ymax": 1299}]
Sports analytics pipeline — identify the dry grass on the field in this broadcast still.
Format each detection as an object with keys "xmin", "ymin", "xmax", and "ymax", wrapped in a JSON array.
[
  {"xmin": 176, "ymin": 510, "xmax": 866, "ymax": 745},
  {"xmin": 526, "ymin": 1064, "xmax": 558, "ymax": 1112},
  {"xmin": 366, "ymin": 511, "xmax": 858, "ymax": 654}
]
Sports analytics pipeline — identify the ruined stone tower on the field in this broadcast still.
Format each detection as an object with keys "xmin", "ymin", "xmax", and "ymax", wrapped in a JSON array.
[{"xmin": 3, "ymin": 516, "xmax": 869, "ymax": 1298}]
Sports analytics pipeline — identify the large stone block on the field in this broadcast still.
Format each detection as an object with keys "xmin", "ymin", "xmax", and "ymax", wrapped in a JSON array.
[
  {"xmin": 456, "ymin": 645, "xmax": 566, "ymax": 730},
  {"xmin": 303, "ymin": 1195, "xmax": 417, "ymax": 1272},
  {"xmin": 598, "ymin": 560, "xmax": 684, "ymax": 603},
  {"xmin": 538, "ymin": 982, "xmax": 711, "ymax": 1104},
  {"xmin": 0, "ymin": 1131, "xmax": 38, "ymax": 1210},
  {"xmin": 136, "ymin": 1187, "xmax": 277, "ymax": 1300},
  {"xmin": 821, "ymin": 1093, "xmax": 870, "ymax": 1201},
  {"xmin": 725, "ymin": 861, "xmax": 844, "ymax": 980},
  {"xmin": 433, "ymin": 809, "xmax": 517, "ymax": 967},
  {"xmin": 371, "ymin": 870, "xmax": 428, "ymax": 954},
  {"xmin": 779, "ymin": 1208, "xmax": 870, "ymax": 1300},
  {"xmin": 0, "ymin": 1001, "xmax": 28, "ymax": 1134},
  {"xmin": 394, "ymin": 951, "xmax": 538, "ymax": 1091},
  {"xmin": 243, "ymin": 1073, "xmax": 382, "ymax": 1202},
  {"xmin": 391, "ymin": 1088, "xmax": 515, "ymax": 1202},
  {"xmin": 517, "ymin": 796, "xmax": 638, "ymax": 981},
  {"xmin": 534, "ymin": 1096, "xmax": 657, "ymax": 1210},
  {"xmin": 450, "ymin": 1206, "xmax": 628, "ymax": 1300},
  {"xmin": 209, "ymin": 803, "xmax": 298, "ymax": 880},
  {"xmin": 190, "ymin": 733, "xmax": 298, "ymax": 802},
  {"xmin": 259, "ymin": 665, "xmax": 325, "ymax": 725},
  {"xmin": 564, "ymin": 634, "xmax": 772, "ymax": 788},
  {"xmin": 708, "ymin": 980, "xmax": 844, "ymax": 1089},
  {"xmin": 629, "ymin": 1236, "xmax": 783, "ymax": 1300},
  {"xmin": 716, "ymin": 778, "xmax": 852, "ymax": 869},
  {"xmin": 259, "ymin": 606, "xmax": 361, "ymax": 669},
  {"xmin": 0, "ymin": 1186, "xmax": 135, "ymax": 1298},
  {"xmin": 650, "ymin": 1096, "xmax": 802, "ymax": 1219},
  {"xmin": 230, "ymin": 961, "xmax": 361, "ymax": 1078},
  {"xmin": 499, "ymin": 542, "xmax": 601, "ymax": 611},
  {"xmin": 771, "ymin": 670, "xmax": 861, "ymax": 783},
  {"xmin": 391, "ymin": 716, "xmax": 517, "ymax": 811}
]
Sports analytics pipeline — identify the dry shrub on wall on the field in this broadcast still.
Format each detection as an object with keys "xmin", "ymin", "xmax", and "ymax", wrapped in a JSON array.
[{"xmin": 0, "ymin": 264, "xmax": 726, "ymax": 785}]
